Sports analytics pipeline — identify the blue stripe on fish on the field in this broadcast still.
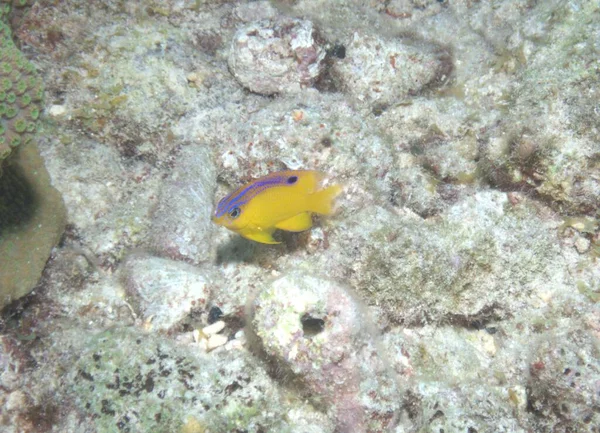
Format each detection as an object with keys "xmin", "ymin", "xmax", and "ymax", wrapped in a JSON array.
[{"xmin": 215, "ymin": 175, "xmax": 286, "ymax": 218}]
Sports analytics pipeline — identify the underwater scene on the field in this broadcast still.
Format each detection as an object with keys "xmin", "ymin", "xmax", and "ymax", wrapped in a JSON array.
[{"xmin": 1, "ymin": 0, "xmax": 599, "ymax": 432}]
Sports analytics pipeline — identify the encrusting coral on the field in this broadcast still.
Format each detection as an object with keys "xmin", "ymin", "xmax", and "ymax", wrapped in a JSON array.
[
  {"xmin": 0, "ymin": 2, "xmax": 65, "ymax": 311},
  {"xmin": 0, "ymin": 17, "xmax": 43, "ymax": 178}
]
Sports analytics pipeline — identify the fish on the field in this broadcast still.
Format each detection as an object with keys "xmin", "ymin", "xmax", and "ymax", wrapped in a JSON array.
[{"xmin": 213, "ymin": 170, "xmax": 341, "ymax": 244}]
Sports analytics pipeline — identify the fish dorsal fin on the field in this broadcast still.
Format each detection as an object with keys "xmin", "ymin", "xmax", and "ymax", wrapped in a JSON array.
[{"xmin": 275, "ymin": 212, "xmax": 313, "ymax": 232}]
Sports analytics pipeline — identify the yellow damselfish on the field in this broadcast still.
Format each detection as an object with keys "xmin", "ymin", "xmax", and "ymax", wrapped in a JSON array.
[{"xmin": 212, "ymin": 170, "xmax": 341, "ymax": 244}]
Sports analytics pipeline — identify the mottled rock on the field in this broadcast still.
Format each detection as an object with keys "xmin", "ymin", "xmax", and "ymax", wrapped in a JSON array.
[
  {"xmin": 481, "ymin": 126, "xmax": 600, "ymax": 216},
  {"xmin": 42, "ymin": 132, "xmax": 159, "ymax": 265},
  {"xmin": 419, "ymin": 382, "xmax": 527, "ymax": 432},
  {"xmin": 252, "ymin": 271, "xmax": 402, "ymax": 433},
  {"xmin": 527, "ymin": 328, "xmax": 600, "ymax": 432},
  {"xmin": 331, "ymin": 32, "xmax": 451, "ymax": 106},
  {"xmin": 228, "ymin": 17, "xmax": 326, "ymax": 95},
  {"xmin": 331, "ymin": 191, "xmax": 566, "ymax": 325},
  {"xmin": 382, "ymin": 0, "xmax": 444, "ymax": 21},
  {"xmin": 66, "ymin": 327, "xmax": 333, "ymax": 433},
  {"xmin": 149, "ymin": 144, "xmax": 216, "ymax": 264},
  {"xmin": 231, "ymin": 1, "xmax": 278, "ymax": 23},
  {"xmin": 384, "ymin": 326, "xmax": 528, "ymax": 432},
  {"xmin": 477, "ymin": 1, "xmax": 600, "ymax": 215},
  {"xmin": 121, "ymin": 255, "xmax": 213, "ymax": 331}
]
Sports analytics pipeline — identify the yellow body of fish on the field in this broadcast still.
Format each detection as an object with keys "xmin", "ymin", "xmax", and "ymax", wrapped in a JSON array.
[{"xmin": 213, "ymin": 170, "xmax": 341, "ymax": 244}]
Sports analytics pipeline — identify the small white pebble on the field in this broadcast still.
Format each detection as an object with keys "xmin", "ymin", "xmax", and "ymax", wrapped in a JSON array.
[
  {"xmin": 508, "ymin": 386, "xmax": 527, "ymax": 411},
  {"xmin": 207, "ymin": 334, "xmax": 228, "ymax": 351},
  {"xmin": 192, "ymin": 329, "xmax": 201, "ymax": 343},
  {"xmin": 225, "ymin": 339, "xmax": 244, "ymax": 351},
  {"xmin": 49, "ymin": 105, "xmax": 67, "ymax": 117},
  {"xmin": 6, "ymin": 390, "xmax": 28, "ymax": 412},
  {"xmin": 198, "ymin": 338, "xmax": 209, "ymax": 352},
  {"xmin": 234, "ymin": 329, "xmax": 245, "ymax": 339},
  {"xmin": 574, "ymin": 237, "xmax": 590, "ymax": 254},
  {"xmin": 202, "ymin": 320, "xmax": 225, "ymax": 336}
]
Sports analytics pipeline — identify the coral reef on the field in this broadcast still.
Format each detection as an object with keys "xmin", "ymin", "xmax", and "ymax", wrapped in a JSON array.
[
  {"xmin": 1, "ymin": 1, "xmax": 599, "ymax": 432},
  {"xmin": 0, "ymin": 143, "xmax": 66, "ymax": 310}
]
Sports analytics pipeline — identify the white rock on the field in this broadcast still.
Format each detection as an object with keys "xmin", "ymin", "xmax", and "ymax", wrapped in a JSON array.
[
  {"xmin": 574, "ymin": 236, "xmax": 590, "ymax": 253},
  {"xmin": 48, "ymin": 105, "xmax": 67, "ymax": 117},
  {"xmin": 207, "ymin": 334, "xmax": 228, "ymax": 351},
  {"xmin": 121, "ymin": 255, "xmax": 213, "ymax": 331},
  {"xmin": 202, "ymin": 320, "xmax": 226, "ymax": 336}
]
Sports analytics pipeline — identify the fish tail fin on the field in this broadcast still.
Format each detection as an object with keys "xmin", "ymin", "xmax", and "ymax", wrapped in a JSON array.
[{"xmin": 308, "ymin": 184, "xmax": 342, "ymax": 215}]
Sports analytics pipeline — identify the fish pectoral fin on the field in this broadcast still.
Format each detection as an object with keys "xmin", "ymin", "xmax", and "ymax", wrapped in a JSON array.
[
  {"xmin": 275, "ymin": 212, "xmax": 313, "ymax": 232},
  {"xmin": 240, "ymin": 229, "xmax": 280, "ymax": 244}
]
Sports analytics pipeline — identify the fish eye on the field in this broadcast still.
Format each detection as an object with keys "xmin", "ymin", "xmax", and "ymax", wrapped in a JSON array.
[
  {"xmin": 287, "ymin": 176, "xmax": 298, "ymax": 184},
  {"xmin": 229, "ymin": 207, "xmax": 241, "ymax": 219}
]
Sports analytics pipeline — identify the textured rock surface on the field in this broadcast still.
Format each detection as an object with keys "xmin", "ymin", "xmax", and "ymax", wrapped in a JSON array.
[
  {"xmin": 148, "ymin": 144, "xmax": 216, "ymax": 264},
  {"xmin": 65, "ymin": 327, "xmax": 333, "ymax": 433},
  {"xmin": 121, "ymin": 255, "xmax": 213, "ymax": 331},
  {"xmin": 252, "ymin": 271, "xmax": 403, "ymax": 432},
  {"xmin": 475, "ymin": 1, "xmax": 600, "ymax": 215},
  {"xmin": 331, "ymin": 32, "xmax": 451, "ymax": 107},
  {"xmin": 527, "ymin": 328, "xmax": 600, "ymax": 432},
  {"xmin": 228, "ymin": 16, "xmax": 326, "ymax": 95},
  {"xmin": 327, "ymin": 191, "xmax": 567, "ymax": 325}
]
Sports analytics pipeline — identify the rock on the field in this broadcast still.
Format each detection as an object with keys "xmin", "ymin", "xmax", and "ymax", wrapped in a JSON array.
[
  {"xmin": 228, "ymin": 17, "xmax": 326, "ymax": 95},
  {"xmin": 527, "ymin": 328, "xmax": 600, "ymax": 432},
  {"xmin": 0, "ymin": 142, "xmax": 66, "ymax": 310},
  {"xmin": 148, "ymin": 144, "xmax": 216, "ymax": 264},
  {"xmin": 202, "ymin": 320, "xmax": 225, "ymax": 336},
  {"xmin": 419, "ymin": 382, "xmax": 528, "ymax": 433},
  {"xmin": 476, "ymin": 1, "xmax": 600, "ymax": 216},
  {"xmin": 121, "ymin": 255, "xmax": 213, "ymax": 331},
  {"xmin": 251, "ymin": 271, "xmax": 402, "ymax": 432},
  {"xmin": 332, "ymin": 191, "xmax": 567, "ymax": 325},
  {"xmin": 65, "ymin": 327, "xmax": 334, "ymax": 433},
  {"xmin": 206, "ymin": 333, "xmax": 228, "ymax": 351},
  {"xmin": 331, "ymin": 32, "xmax": 451, "ymax": 107}
]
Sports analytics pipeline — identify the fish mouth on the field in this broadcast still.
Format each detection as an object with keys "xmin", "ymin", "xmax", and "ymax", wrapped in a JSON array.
[{"xmin": 211, "ymin": 214, "xmax": 249, "ymax": 231}]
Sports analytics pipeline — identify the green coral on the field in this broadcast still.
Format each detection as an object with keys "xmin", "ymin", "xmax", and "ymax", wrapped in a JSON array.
[{"xmin": 0, "ymin": 18, "xmax": 43, "ymax": 178}]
